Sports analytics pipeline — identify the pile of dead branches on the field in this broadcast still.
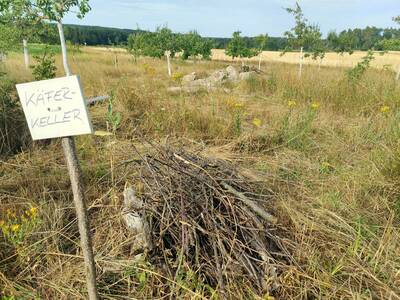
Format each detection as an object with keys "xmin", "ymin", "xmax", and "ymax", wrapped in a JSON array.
[{"xmin": 131, "ymin": 147, "xmax": 291, "ymax": 294}]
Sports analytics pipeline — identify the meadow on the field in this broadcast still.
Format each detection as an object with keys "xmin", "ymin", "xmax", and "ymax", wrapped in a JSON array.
[
  {"xmin": 85, "ymin": 46, "xmax": 400, "ymax": 71},
  {"xmin": 1, "ymin": 47, "xmax": 400, "ymax": 299}
]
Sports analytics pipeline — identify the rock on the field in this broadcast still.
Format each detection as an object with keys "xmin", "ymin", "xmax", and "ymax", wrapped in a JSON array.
[
  {"xmin": 183, "ymin": 78, "xmax": 213, "ymax": 92},
  {"xmin": 239, "ymin": 71, "xmax": 257, "ymax": 81},
  {"xmin": 167, "ymin": 87, "xmax": 182, "ymax": 93},
  {"xmin": 122, "ymin": 187, "xmax": 152, "ymax": 251},
  {"xmin": 208, "ymin": 70, "xmax": 227, "ymax": 84},
  {"xmin": 226, "ymin": 66, "xmax": 239, "ymax": 81},
  {"xmin": 182, "ymin": 72, "xmax": 197, "ymax": 84},
  {"xmin": 168, "ymin": 67, "xmax": 256, "ymax": 94}
]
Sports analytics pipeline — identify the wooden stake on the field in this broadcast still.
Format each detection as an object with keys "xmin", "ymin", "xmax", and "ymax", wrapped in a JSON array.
[
  {"xmin": 396, "ymin": 65, "xmax": 400, "ymax": 81},
  {"xmin": 298, "ymin": 46, "xmax": 303, "ymax": 78},
  {"xmin": 165, "ymin": 50, "xmax": 172, "ymax": 77},
  {"xmin": 23, "ymin": 39, "xmax": 29, "ymax": 69},
  {"xmin": 57, "ymin": 21, "xmax": 99, "ymax": 300}
]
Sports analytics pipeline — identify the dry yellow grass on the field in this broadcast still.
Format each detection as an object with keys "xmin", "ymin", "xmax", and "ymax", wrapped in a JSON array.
[
  {"xmin": 86, "ymin": 46, "xmax": 400, "ymax": 71},
  {"xmin": 1, "ymin": 48, "xmax": 400, "ymax": 299},
  {"xmin": 212, "ymin": 49, "xmax": 400, "ymax": 71}
]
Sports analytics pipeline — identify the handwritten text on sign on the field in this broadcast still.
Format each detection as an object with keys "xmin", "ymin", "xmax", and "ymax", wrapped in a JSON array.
[{"xmin": 16, "ymin": 76, "xmax": 93, "ymax": 140}]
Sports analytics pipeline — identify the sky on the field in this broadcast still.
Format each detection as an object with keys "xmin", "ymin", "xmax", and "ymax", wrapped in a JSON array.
[{"xmin": 64, "ymin": 0, "xmax": 400, "ymax": 38}]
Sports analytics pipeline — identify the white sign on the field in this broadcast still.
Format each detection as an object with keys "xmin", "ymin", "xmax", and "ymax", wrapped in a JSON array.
[{"xmin": 16, "ymin": 76, "xmax": 93, "ymax": 140}]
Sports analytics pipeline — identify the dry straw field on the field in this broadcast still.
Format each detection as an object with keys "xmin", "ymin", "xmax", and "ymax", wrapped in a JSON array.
[
  {"xmin": 89, "ymin": 47, "xmax": 400, "ymax": 70},
  {"xmin": 212, "ymin": 49, "xmax": 400, "ymax": 70},
  {"xmin": 1, "ymin": 47, "xmax": 400, "ymax": 299}
]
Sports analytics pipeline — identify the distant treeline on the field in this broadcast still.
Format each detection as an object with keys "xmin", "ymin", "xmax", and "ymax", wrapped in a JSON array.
[{"xmin": 41, "ymin": 24, "xmax": 400, "ymax": 52}]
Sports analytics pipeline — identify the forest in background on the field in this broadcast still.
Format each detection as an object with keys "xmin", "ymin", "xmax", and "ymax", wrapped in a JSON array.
[{"xmin": 39, "ymin": 24, "xmax": 400, "ymax": 51}]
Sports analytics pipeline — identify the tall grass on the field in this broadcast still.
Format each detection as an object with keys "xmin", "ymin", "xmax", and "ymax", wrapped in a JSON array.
[{"xmin": 1, "ymin": 48, "xmax": 400, "ymax": 299}]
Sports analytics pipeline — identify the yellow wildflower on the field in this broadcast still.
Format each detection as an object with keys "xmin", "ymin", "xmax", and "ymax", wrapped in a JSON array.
[
  {"xmin": 380, "ymin": 106, "xmax": 390, "ymax": 113},
  {"xmin": 252, "ymin": 118, "xmax": 262, "ymax": 128},
  {"xmin": 11, "ymin": 224, "xmax": 20, "ymax": 233},
  {"xmin": 288, "ymin": 100, "xmax": 296, "ymax": 108},
  {"xmin": 311, "ymin": 102, "xmax": 320, "ymax": 110},
  {"xmin": 7, "ymin": 209, "xmax": 16, "ymax": 219},
  {"xmin": 29, "ymin": 207, "xmax": 38, "ymax": 217},
  {"xmin": 321, "ymin": 162, "xmax": 334, "ymax": 169},
  {"xmin": 172, "ymin": 72, "xmax": 184, "ymax": 82},
  {"xmin": 234, "ymin": 102, "xmax": 244, "ymax": 109}
]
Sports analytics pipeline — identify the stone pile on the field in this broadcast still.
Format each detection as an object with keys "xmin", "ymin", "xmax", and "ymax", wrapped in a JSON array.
[{"xmin": 168, "ymin": 65, "xmax": 257, "ymax": 93}]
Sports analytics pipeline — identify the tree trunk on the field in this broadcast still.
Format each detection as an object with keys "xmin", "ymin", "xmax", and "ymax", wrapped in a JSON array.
[
  {"xmin": 23, "ymin": 39, "xmax": 29, "ymax": 69},
  {"xmin": 298, "ymin": 47, "xmax": 303, "ymax": 78},
  {"xmin": 57, "ymin": 21, "xmax": 99, "ymax": 300}
]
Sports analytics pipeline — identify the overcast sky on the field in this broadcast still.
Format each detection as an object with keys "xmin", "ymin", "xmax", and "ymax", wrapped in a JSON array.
[{"xmin": 64, "ymin": 0, "xmax": 399, "ymax": 38}]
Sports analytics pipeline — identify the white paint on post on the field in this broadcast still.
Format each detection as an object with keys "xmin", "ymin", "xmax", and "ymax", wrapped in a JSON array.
[
  {"xmin": 57, "ymin": 22, "xmax": 72, "ymax": 76},
  {"xmin": 299, "ymin": 47, "xmax": 303, "ymax": 79},
  {"xmin": 23, "ymin": 39, "xmax": 29, "ymax": 69},
  {"xmin": 165, "ymin": 50, "xmax": 172, "ymax": 77},
  {"xmin": 56, "ymin": 21, "xmax": 99, "ymax": 300}
]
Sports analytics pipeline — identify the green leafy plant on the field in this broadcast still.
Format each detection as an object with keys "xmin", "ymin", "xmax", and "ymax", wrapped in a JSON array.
[
  {"xmin": 107, "ymin": 92, "xmax": 122, "ymax": 134},
  {"xmin": 128, "ymin": 30, "xmax": 146, "ymax": 62},
  {"xmin": 327, "ymin": 30, "xmax": 357, "ymax": 55},
  {"xmin": 178, "ymin": 30, "xmax": 213, "ymax": 60},
  {"xmin": 277, "ymin": 102, "xmax": 320, "ymax": 149},
  {"xmin": 283, "ymin": 2, "xmax": 326, "ymax": 74},
  {"xmin": 30, "ymin": 45, "xmax": 57, "ymax": 80},
  {"xmin": 255, "ymin": 33, "xmax": 268, "ymax": 69},
  {"xmin": 0, "ymin": 206, "xmax": 40, "ymax": 248},
  {"xmin": 225, "ymin": 31, "xmax": 258, "ymax": 61},
  {"xmin": 347, "ymin": 50, "xmax": 375, "ymax": 82}
]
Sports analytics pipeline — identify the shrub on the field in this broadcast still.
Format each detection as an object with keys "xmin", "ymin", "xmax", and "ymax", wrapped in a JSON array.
[
  {"xmin": 0, "ymin": 74, "xmax": 30, "ymax": 156},
  {"xmin": 30, "ymin": 45, "xmax": 57, "ymax": 80}
]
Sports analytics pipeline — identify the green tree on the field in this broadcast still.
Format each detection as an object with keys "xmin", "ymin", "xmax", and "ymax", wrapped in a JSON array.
[
  {"xmin": 30, "ymin": 45, "xmax": 57, "ymax": 80},
  {"xmin": 226, "ymin": 31, "xmax": 258, "ymax": 64},
  {"xmin": 255, "ymin": 34, "xmax": 268, "ymax": 70},
  {"xmin": 283, "ymin": 2, "xmax": 325, "ymax": 76},
  {"xmin": 375, "ymin": 38, "xmax": 400, "ymax": 51},
  {"xmin": 127, "ymin": 31, "xmax": 146, "ymax": 62},
  {"xmin": 179, "ymin": 30, "xmax": 213, "ymax": 60},
  {"xmin": 0, "ymin": 23, "xmax": 18, "ymax": 57}
]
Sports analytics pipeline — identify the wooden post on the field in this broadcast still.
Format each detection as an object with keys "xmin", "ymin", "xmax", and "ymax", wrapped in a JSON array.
[
  {"xmin": 298, "ymin": 47, "xmax": 303, "ymax": 78},
  {"xmin": 57, "ymin": 21, "xmax": 99, "ymax": 300},
  {"xmin": 396, "ymin": 65, "xmax": 400, "ymax": 81},
  {"xmin": 165, "ymin": 50, "xmax": 172, "ymax": 77},
  {"xmin": 23, "ymin": 39, "xmax": 29, "ymax": 69},
  {"xmin": 114, "ymin": 50, "xmax": 119, "ymax": 68}
]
